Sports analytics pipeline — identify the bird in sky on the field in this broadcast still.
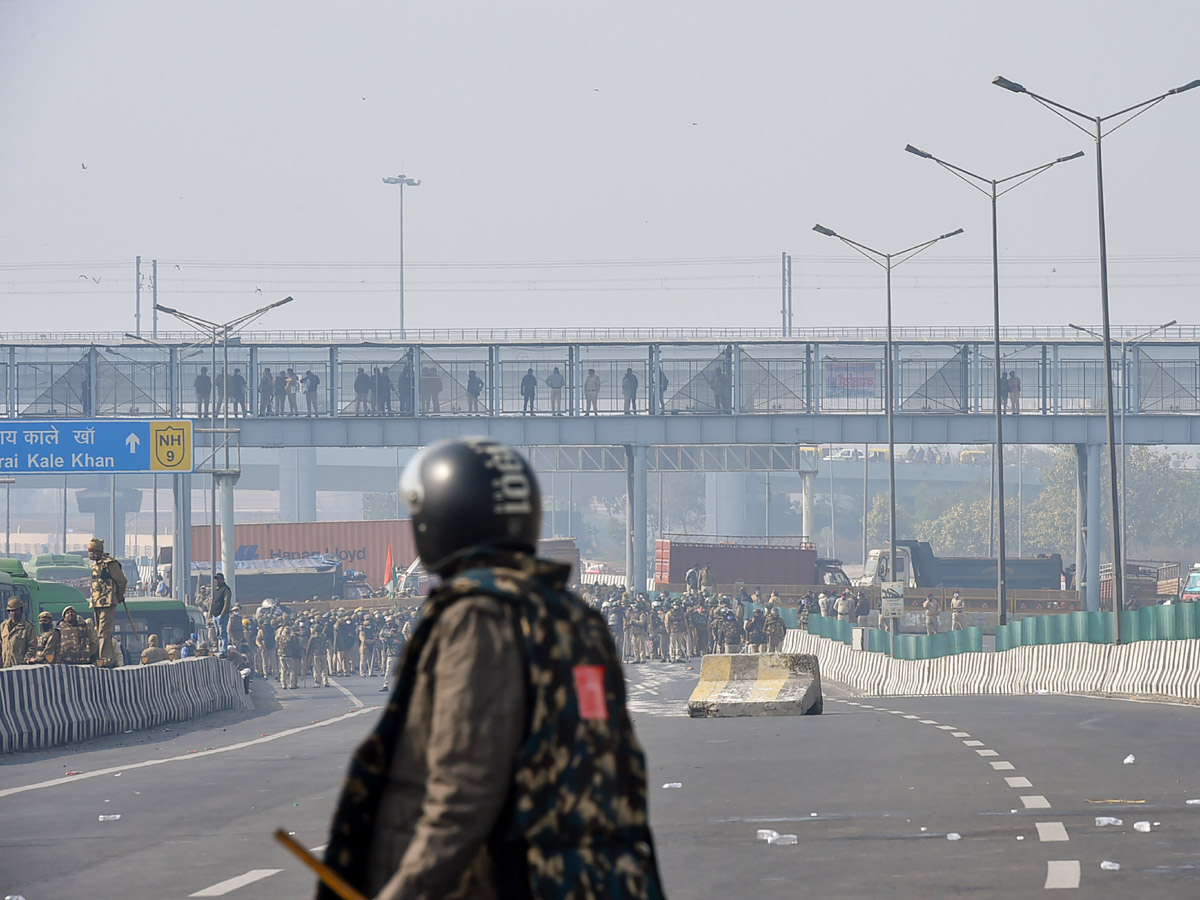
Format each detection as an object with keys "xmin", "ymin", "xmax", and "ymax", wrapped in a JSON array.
[
  {"xmin": 81, "ymin": 163, "xmax": 87, "ymax": 169},
  {"xmin": 255, "ymin": 287, "xmax": 263, "ymax": 294}
]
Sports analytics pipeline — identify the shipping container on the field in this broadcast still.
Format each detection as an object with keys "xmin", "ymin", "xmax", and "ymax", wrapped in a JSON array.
[
  {"xmin": 653, "ymin": 536, "xmax": 845, "ymax": 588},
  {"xmin": 192, "ymin": 519, "xmax": 417, "ymax": 587}
]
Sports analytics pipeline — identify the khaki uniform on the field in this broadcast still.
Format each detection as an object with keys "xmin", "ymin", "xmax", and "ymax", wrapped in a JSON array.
[
  {"xmin": 2, "ymin": 617, "xmax": 38, "ymax": 667},
  {"xmin": 90, "ymin": 554, "xmax": 128, "ymax": 666},
  {"xmin": 950, "ymin": 594, "xmax": 966, "ymax": 630},
  {"xmin": 923, "ymin": 596, "xmax": 941, "ymax": 635},
  {"xmin": 277, "ymin": 625, "xmax": 302, "ymax": 689},
  {"xmin": 307, "ymin": 630, "xmax": 329, "ymax": 686},
  {"xmin": 627, "ymin": 610, "xmax": 649, "ymax": 663},
  {"xmin": 141, "ymin": 634, "xmax": 170, "ymax": 664},
  {"xmin": 664, "ymin": 607, "xmax": 687, "ymax": 661}
]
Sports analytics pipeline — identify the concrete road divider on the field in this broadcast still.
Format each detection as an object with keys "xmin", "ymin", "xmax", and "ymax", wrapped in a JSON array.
[
  {"xmin": 0, "ymin": 657, "xmax": 252, "ymax": 753},
  {"xmin": 687, "ymin": 653, "xmax": 823, "ymax": 718}
]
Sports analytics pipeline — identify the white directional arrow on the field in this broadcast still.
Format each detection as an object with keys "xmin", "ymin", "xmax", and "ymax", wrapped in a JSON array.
[{"xmin": 125, "ymin": 433, "xmax": 140, "ymax": 453}]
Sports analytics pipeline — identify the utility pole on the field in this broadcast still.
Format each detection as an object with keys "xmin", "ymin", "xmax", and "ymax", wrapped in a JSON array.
[{"xmin": 152, "ymin": 259, "xmax": 159, "ymax": 338}]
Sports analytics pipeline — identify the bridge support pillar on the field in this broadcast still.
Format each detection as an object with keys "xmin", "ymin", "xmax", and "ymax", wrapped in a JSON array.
[
  {"xmin": 624, "ymin": 444, "xmax": 648, "ymax": 592},
  {"xmin": 801, "ymin": 472, "xmax": 815, "ymax": 542},
  {"xmin": 1075, "ymin": 443, "xmax": 1102, "ymax": 611},
  {"xmin": 280, "ymin": 447, "xmax": 317, "ymax": 522},
  {"xmin": 75, "ymin": 483, "xmax": 142, "ymax": 560}
]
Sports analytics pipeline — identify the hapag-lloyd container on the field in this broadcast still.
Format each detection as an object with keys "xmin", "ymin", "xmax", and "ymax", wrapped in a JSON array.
[{"xmin": 192, "ymin": 519, "xmax": 417, "ymax": 583}]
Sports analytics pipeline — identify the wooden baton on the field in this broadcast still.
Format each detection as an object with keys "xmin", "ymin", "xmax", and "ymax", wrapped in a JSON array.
[{"xmin": 273, "ymin": 829, "xmax": 370, "ymax": 900}]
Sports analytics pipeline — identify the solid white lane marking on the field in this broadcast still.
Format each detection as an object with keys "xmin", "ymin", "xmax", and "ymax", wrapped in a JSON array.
[
  {"xmin": 327, "ymin": 677, "xmax": 365, "ymax": 710},
  {"xmin": 1005, "ymin": 776, "xmax": 1033, "ymax": 788},
  {"xmin": 0, "ymin": 707, "xmax": 373, "ymax": 798},
  {"xmin": 976, "ymin": 749, "xmax": 999, "ymax": 757},
  {"xmin": 990, "ymin": 761, "xmax": 1015, "ymax": 770},
  {"xmin": 963, "ymin": 740, "xmax": 985, "ymax": 747},
  {"xmin": 1036, "ymin": 822, "xmax": 1070, "ymax": 842},
  {"xmin": 936, "ymin": 725, "xmax": 956, "ymax": 730},
  {"xmin": 919, "ymin": 719, "xmax": 938, "ymax": 724},
  {"xmin": 190, "ymin": 869, "xmax": 282, "ymax": 896},
  {"xmin": 1021, "ymin": 795, "xmax": 1052, "ymax": 809},
  {"xmin": 952, "ymin": 731, "xmax": 971, "ymax": 737},
  {"xmin": 1044, "ymin": 859, "xmax": 1081, "ymax": 889}
]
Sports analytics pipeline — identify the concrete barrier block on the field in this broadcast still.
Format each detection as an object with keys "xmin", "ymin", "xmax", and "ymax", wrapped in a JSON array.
[{"xmin": 688, "ymin": 653, "xmax": 822, "ymax": 718}]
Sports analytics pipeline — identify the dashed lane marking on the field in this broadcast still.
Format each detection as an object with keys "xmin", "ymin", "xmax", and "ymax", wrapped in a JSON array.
[
  {"xmin": 902, "ymin": 714, "xmax": 920, "ymax": 719},
  {"xmin": 919, "ymin": 719, "xmax": 938, "ymax": 724},
  {"xmin": 1021, "ymin": 795, "xmax": 1052, "ymax": 809},
  {"xmin": 1005, "ymin": 776, "xmax": 1033, "ymax": 788},
  {"xmin": 990, "ymin": 761, "xmax": 1016, "ymax": 771},
  {"xmin": 190, "ymin": 869, "xmax": 282, "ymax": 896},
  {"xmin": 936, "ymin": 725, "xmax": 956, "ymax": 730},
  {"xmin": 1044, "ymin": 860, "xmax": 1081, "ymax": 889},
  {"xmin": 309, "ymin": 845, "xmax": 327, "ymax": 854},
  {"xmin": 963, "ymin": 740, "xmax": 985, "ymax": 747},
  {"xmin": 1036, "ymin": 822, "xmax": 1070, "ymax": 842},
  {"xmin": 952, "ymin": 731, "xmax": 971, "ymax": 737},
  {"xmin": 975, "ymin": 749, "xmax": 1000, "ymax": 757}
]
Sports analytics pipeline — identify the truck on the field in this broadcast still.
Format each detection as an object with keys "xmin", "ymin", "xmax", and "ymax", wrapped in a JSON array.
[
  {"xmin": 857, "ymin": 540, "xmax": 1064, "ymax": 591},
  {"xmin": 1181, "ymin": 564, "xmax": 1200, "ymax": 604},
  {"xmin": 653, "ymin": 535, "xmax": 850, "ymax": 595},
  {"xmin": 189, "ymin": 556, "xmax": 346, "ymax": 603}
]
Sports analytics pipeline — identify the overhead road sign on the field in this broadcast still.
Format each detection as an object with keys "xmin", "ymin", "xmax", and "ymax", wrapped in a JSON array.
[{"xmin": 0, "ymin": 419, "xmax": 193, "ymax": 474}]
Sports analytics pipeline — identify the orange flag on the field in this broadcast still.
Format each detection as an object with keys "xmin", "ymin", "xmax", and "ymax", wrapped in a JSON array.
[{"xmin": 384, "ymin": 543, "xmax": 394, "ymax": 597}]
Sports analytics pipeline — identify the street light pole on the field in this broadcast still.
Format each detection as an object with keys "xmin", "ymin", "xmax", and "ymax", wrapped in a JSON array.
[
  {"xmin": 812, "ymin": 224, "xmax": 964, "ymax": 638},
  {"xmin": 382, "ymin": 175, "xmax": 421, "ymax": 339},
  {"xmin": 904, "ymin": 144, "xmax": 1083, "ymax": 627},
  {"xmin": 0, "ymin": 477, "xmax": 14, "ymax": 557},
  {"xmin": 155, "ymin": 297, "xmax": 293, "ymax": 609},
  {"xmin": 994, "ymin": 74, "xmax": 1199, "ymax": 639}
]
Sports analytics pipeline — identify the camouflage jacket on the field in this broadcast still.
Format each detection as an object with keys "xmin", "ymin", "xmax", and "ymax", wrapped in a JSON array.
[
  {"xmin": 56, "ymin": 620, "xmax": 98, "ymax": 665},
  {"xmin": 90, "ymin": 556, "xmax": 128, "ymax": 609},
  {"xmin": 317, "ymin": 555, "xmax": 665, "ymax": 900}
]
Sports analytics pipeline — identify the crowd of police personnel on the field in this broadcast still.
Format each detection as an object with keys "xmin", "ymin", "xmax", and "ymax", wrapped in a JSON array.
[{"xmin": 584, "ymin": 583, "xmax": 789, "ymax": 661}]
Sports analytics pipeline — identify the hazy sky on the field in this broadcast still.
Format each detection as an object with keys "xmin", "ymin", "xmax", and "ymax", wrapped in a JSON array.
[{"xmin": 2, "ymin": 1, "xmax": 1198, "ymax": 336}]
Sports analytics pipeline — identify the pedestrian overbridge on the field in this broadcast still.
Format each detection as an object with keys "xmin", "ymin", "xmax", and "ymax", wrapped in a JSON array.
[{"xmin": 5, "ymin": 327, "xmax": 1199, "ymax": 601}]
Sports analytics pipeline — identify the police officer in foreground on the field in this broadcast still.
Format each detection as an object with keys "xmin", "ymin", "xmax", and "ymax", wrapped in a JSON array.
[
  {"xmin": 317, "ymin": 437, "xmax": 666, "ymax": 900},
  {"xmin": 87, "ymin": 537, "xmax": 128, "ymax": 667}
]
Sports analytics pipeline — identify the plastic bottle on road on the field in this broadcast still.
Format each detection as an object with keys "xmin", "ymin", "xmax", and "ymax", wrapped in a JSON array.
[
  {"xmin": 768, "ymin": 834, "xmax": 798, "ymax": 845},
  {"xmin": 98, "ymin": 814, "xmax": 122, "ymax": 822},
  {"xmin": 1095, "ymin": 816, "xmax": 1122, "ymax": 827},
  {"xmin": 1133, "ymin": 821, "xmax": 1152, "ymax": 833},
  {"xmin": 1101, "ymin": 861, "xmax": 1121, "ymax": 871}
]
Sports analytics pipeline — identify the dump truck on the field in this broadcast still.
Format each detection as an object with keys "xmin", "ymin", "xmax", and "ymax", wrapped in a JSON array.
[
  {"xmin": 653, "ymin": 536, "xmax": 850, "ymax": 595},
  {"xmin": 857, "ymin": 540, "xmax": 1064, "ymax": 591}
]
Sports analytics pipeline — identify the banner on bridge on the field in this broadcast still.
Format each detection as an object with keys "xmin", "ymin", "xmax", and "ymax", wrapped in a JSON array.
[{"xmin": 823, "ymin": 361, "xmax": 879, "ymax": 399}]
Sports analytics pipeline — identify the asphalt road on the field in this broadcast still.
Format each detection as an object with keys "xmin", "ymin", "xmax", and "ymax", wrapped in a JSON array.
[{"xmin": 3, "ymin": 662, "xmax": 1200, "ymax": 898}]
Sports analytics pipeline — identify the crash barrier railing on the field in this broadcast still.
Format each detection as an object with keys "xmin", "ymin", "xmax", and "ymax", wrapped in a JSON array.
[
  {"xmin": 804, "ymin": 611, "xmax": 983, "ymax": 660},
  {"xmin": 0, "ymin": 657, "xmax": 251, "ymax": 753},
  {"xmin": 994, "ymin": 602, "xmax": 1200, "ymax": 651},
  {"xmin": 782, "ymin": 627, "xmax": 1200, "ymax": 700}
]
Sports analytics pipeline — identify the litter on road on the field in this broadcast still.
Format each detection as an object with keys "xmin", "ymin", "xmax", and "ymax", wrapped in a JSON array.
[
  {"xmin": 756, "ymin": 829, "xmax": 779, "ymax": 842},
  {"xmin": 1133, "ymin": 821, "xmax": 1152, "ymax": 832},
  {"xmin": 767, "ymin": 834, "xmax": 797, "ymax": 845},
  {"xmin": 946, "ymin": 833, "xmax": 962, "ymax": 841},
  {"xmin": 1100, "ymin": 861, "xmax": 1121, "ymax": 871},
  {"xmin": 1123, "ymin": 754, "xmax": 1136, "ymax": 765},
  {"xmin": 98, "ymin": 814, "xmax": 121, "ymax": 822},
  {"xmin": 662, "ymin": 782, "xmax": 682, "ymax": 789},
  {"xmin": 1095, "ymin": 817, "xmax": 1123, "ymax": 827}
]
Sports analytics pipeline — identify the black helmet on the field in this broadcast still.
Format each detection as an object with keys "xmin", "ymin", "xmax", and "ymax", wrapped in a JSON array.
[{"xmin": 401, "ymin": 437, "xmax": 541, "ymax": 575}]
